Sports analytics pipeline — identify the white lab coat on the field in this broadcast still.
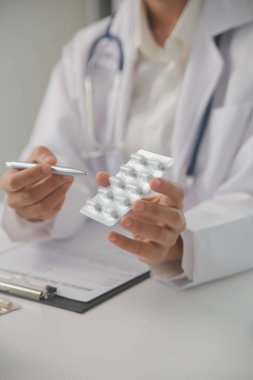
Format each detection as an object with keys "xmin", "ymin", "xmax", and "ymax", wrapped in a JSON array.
[{"xmin": 2, "ymin": 0, "xmax": 253, "ymax": 288}]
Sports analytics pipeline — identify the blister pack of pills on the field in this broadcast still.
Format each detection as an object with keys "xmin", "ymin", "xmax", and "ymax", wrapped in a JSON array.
[
  {"xmin": 80, "ymin": 150, "xmax": 174, "ymax": 226},
  {"xmin": 0, "ymin": 297, "xmax": 21, "ymax": 316}
]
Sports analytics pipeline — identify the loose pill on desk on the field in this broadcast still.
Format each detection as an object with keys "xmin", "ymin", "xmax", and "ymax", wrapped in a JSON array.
[{"xmin": 80, "ymin": 149, "xmax": 174, "ymax": 226}]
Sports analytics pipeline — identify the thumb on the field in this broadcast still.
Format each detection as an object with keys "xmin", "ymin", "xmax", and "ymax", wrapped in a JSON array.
[
  {"xmin": 28, "ymin": 146, "xmax": 57, "ymax": 165},
  {"xmin": 96, "ymin": 171, "xmax": 110, "ymax": 187}
]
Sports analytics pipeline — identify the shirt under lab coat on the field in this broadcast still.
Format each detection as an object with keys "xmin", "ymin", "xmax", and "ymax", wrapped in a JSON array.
[{"xmin": 2, "ymin": 0, "xmax": 253, "ymax": 289}]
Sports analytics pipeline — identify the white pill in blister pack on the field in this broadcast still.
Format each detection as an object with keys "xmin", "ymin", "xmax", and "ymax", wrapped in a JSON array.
[{"xmin": 80, "ymin": 150, "xmax": 174, "ymax": 226}]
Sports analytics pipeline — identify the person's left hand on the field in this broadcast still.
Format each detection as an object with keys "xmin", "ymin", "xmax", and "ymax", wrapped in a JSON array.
[{"xmin": 96, "ymin": 172, "xmax": 186, "ymax": 266}]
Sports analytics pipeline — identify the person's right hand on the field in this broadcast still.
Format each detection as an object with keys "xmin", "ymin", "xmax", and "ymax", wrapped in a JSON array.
[{"xmin": 0, "ymin": 146, "xmax": 74, "ymax": 222}]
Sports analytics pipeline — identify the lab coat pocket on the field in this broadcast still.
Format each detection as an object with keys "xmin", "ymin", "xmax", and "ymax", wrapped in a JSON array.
[{"xmin": 200, "ymin": 102, "xmax": 253, "ymax": 189}]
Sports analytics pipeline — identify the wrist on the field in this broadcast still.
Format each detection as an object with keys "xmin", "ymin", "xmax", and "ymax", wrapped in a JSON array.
[{"xmin": 166, "ymin": 235, "xmax": 183, "ymax": 263}]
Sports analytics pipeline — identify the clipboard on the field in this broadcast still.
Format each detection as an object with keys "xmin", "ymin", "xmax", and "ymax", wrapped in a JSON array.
[
  {"xmin": 0, "ymin": 272, "xmax": 150, "ymax": 314},
  {"xmin": 41, "ymin": 272, "xmax": 150, "ymax": 313},
  {"xmin": 0, "ymin": 222, "xmax": 150, "ymax": 313}
]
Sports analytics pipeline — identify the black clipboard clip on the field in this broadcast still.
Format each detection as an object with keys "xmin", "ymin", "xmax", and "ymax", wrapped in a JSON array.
[{"xmin": 0, "ymin": 279, "xmax": 57, "ymax": 301}]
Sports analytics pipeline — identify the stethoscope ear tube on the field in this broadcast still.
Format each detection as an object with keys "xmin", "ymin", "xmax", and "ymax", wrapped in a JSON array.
[
  {"xmin": 84, "ymin": 15, "xmax": 125, "ymax": 158},
  {"xmin": 87, "ymin": 14, "xmax": 124, "ymax": 72}
]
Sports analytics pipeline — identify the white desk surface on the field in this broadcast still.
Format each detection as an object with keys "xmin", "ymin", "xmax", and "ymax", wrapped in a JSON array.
[{"xmin": 0, "ymin": 227, "xmax": 253, "ymax": 380}]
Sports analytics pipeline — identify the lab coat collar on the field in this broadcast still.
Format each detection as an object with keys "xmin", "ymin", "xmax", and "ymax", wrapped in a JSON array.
[
  {"xmin": 171, "ymin": 0, "xmax": 253, "ymax": 183},
  {"xmin": 110, "ymin": 0, "xmax": 136, "ymax": 55},
  {"xmin": 105, "ymin": 0, "xmax": 137, "ymax": 169},
  {"xmin": 134, "ymin": 0, "xmax": 202, "ymax": 62},
  {"xmin": 201, "ymin": 0, "xmax": 253, "ymax": 37},
  {"xmin": 111, "ymin": 0, "xmax": 253, "ymax": 55}
]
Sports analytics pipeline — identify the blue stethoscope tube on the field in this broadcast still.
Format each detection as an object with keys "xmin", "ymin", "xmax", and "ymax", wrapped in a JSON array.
[{"xmin": 87, "ymin": 16, "xmax": 124, "ymax": 72}]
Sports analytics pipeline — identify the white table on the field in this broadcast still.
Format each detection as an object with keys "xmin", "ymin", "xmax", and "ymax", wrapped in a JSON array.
[{"xmin": 0, "ymin": 225, "xmax": 253, "ymax": 380}]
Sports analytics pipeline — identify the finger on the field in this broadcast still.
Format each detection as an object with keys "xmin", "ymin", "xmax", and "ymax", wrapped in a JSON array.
[
  {"xmin": 120, "ymin": 216, "xmax": 177, "ymax": 246},
  {"xmin": 38, "ymin": 195, "xmax": 66, "ymax": 221},
  {"xmin": 150, "ymin": 178, "xmax": 184, "ymax": 208},
  {"xmin": 96, "ymin": 171, "xmax": 110, "ymax": 187},
  {"xmin": 7, "ymin": 175, "xmax": 73, "ymax": 208},
  {"xmin": 107, "ymin": 231, "xmax": 161, "ymax": 262},
  {"xmin": 16, "ymin": 181, "xmax": 72, "ymax": 220},
  {"xmin": 2, "ymin": 164, "xmax": 53, "ymax": 192},
  {"xmin": 29, "ymin": 146, "xmax": 57, "ymax": 165},
  {"xmin": 132, "ymin": 200, "xmax": 186, "ymax": 230},
  {"xmin": 24, "ymin": 197, "xmax": 67, "ymax": 222}
]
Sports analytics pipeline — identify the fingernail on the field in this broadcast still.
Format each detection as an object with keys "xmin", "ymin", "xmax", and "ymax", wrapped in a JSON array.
[
  {"xmin": 63, "ymin": 175, "xmax": 73, "ymax": 182},
  {"xmin": 109, "ymin": 233, "xmax": 117, "ymax": 242},
  {"xmin": 41, "ymin": 164, "xmax": 51, "ymax": 174},
  {"xmin": 43, "ymin": 155, "xmax": 54, "ymax": 163},
  {"xmin": 122, "ymin": 218, "xmax": 132, "ymax": 228},
  {"xmin": 136, "ymin": 201, "xmax": 145, "ymax": 212},
  {"xmin": 153, "ymin": 179, "xmax": 161, "ymax": 189}
]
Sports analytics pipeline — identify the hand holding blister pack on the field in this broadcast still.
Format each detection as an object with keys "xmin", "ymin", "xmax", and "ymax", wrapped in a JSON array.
[{"xmin": 80, "ymin": 150, "xmax": 174, "ymax": 226}]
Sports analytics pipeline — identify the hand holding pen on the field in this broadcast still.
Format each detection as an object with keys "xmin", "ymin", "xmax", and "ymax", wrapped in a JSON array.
[{"xmin": 0, "ymin": 146, "xmax": 84, "ymax": 222}]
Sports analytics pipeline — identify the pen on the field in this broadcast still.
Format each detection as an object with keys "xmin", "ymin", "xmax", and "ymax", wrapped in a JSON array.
[
  {"xmin": 6, "ymin": 161, "xmax": 88, "ymax": 176},
  {"xmin": 0, "ymin": 279, "xmax": 57, "ymax": 300}
]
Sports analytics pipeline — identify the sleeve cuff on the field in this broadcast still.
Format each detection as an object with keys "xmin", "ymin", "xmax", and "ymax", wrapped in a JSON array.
[
  {"xmin": 1, "ymin": 200, "xmax": 53, "ymax": 242},
  {"xmin": 150, "ymin": 228, "xmax": 194, "ymax": 289}
]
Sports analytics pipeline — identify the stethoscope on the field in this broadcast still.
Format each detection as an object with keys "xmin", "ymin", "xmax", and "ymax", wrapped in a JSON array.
[
  {"xmin": 84, "ymin": 15, "xmax": 221, "ymax": 186},
  {"xmin": 84, "ymin": 16, "xmax": 124, "ymax": 159}
]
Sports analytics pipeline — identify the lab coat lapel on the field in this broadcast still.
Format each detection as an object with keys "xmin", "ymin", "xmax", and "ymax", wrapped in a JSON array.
[
  {"xmin": 171, "ymin": 19, "xmax": 223, "ymax": 183},
  {"xmin": 111, "ymin": 0, "xmax": 136, "ymax": 150},
  {"xmin": 171, "ymin": 0, "xmax": 253, "ymax": 183}
]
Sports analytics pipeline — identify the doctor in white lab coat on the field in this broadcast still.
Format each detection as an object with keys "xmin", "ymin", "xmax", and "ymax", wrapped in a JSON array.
[{"xmin": 1, "ymin": 0, "xmax": 253, "ymax": 288}]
